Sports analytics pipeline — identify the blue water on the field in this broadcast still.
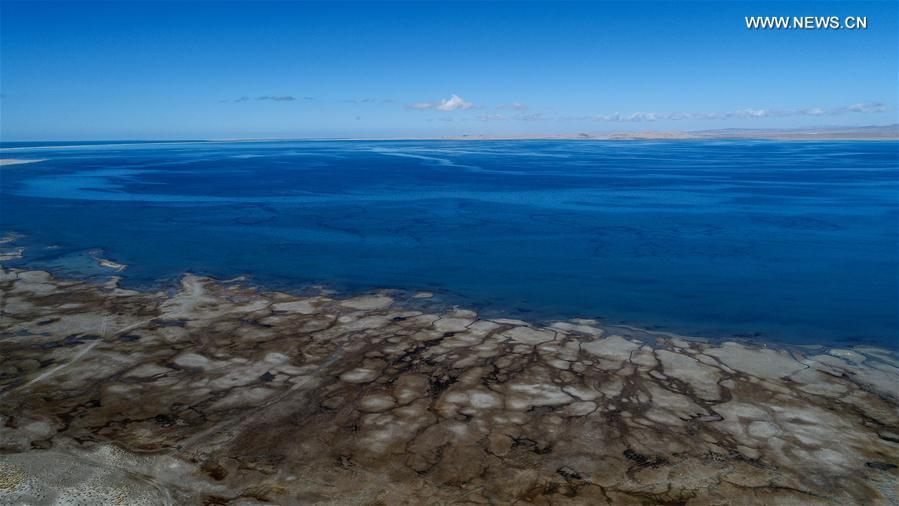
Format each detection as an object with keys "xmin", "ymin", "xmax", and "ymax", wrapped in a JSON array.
[{"xmin": 1, "ymin": 140, "xmax": 897, "ymax": 348}]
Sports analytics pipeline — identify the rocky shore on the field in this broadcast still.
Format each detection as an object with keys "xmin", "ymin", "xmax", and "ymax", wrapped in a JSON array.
[{"xmin": 1, "ymin": 268, "xmax": 897, "ymax": 505}]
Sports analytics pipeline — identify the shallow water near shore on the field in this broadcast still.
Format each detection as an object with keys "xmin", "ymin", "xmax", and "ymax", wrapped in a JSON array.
[{"xmin": 1, "ymin": 139, "xmax": 897, "ymax": 348}]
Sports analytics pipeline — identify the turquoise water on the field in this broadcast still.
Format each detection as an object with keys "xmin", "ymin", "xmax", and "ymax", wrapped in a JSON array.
[{"xmin": 1, "ymin": 140, "xmax": 897, "ymax": 348}]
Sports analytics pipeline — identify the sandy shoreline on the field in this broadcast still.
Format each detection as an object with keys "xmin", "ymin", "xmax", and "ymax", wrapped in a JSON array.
[{"xmin": 1, "ymin": 265, "xmax": 897, "ymax": 504}]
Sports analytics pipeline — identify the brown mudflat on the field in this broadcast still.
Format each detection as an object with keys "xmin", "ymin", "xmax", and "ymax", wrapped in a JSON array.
[{"xmin": 1, "ymin": 269, "xmax": 897, "ymax": 505}]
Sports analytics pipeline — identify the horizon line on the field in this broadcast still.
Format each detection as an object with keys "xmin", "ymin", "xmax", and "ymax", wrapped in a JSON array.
[{"xmin": 2, "ymin": 123, "xmax": 898, "ymax": 146}]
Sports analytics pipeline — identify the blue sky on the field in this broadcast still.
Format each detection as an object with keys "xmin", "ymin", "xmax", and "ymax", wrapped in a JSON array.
[{"xmin": 1, "ymin": 1, "xmax": 896, "ymax": 139}]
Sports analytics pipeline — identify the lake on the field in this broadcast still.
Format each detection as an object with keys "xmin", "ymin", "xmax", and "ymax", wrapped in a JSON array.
[{"xmin": 2, "ymin": 140, "xmax": 897, "ymax": 348}]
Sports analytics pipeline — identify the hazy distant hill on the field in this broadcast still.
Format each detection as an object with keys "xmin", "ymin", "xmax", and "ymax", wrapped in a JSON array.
[
  {"xmin": 688, "ymin": 124, "xmax": 899, "ymax": 140},
  {"xmin": 436, "ymin": 124, "xmax": 899, "ymax": 141}
]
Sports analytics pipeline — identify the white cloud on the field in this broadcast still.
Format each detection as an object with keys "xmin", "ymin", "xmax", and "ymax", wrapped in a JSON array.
[
  {"xmin": 256, "ymin": 95, "xmax": 297, "ymax": 102},
  {"xmin": 845, "ymin": 102, "xmax": 888, "ymax": 113},
  {"xmin": 436, "ymin": 94, "xmax": 473, "ymax": 111},
  {"xmin": 497, "ymin": 102, "xmax": 528, "ymax": 111},
  {"xmin": 736, "ymin": 108, "xmax": 769, "ymax": 118},
  {"xmin": 477, "ymin": 112, "xmax": 546, "ymax": 122},
  {"xmin": 408, "ymin": 94, "xmax": 473, "ymax": 111},
  {"xmin": 519, "ymin": 113, "xmax": 547, "ymax": 122},
  {"xmin": 798, "ymin": 107, "xmax": 826, "ymax": 116}
]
